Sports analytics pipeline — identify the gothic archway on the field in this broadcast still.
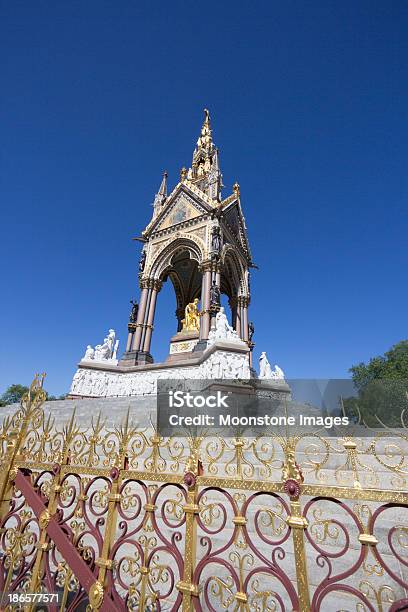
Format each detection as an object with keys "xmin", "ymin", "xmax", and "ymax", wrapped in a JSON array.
[
  {"xmin": 150, "ymin": 237, "xmax": 204, "ymax": 280},
  {"xmin": 162, "ymin": 249, "xmax": 202, "ymax": 332},
  {"xmin": 220, "ymin": 246, "xmax": 248, "ymax": 333}
]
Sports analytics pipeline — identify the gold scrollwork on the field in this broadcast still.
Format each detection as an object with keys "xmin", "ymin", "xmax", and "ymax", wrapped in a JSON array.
[
  {"xmin": 38, "ymin": 509, "xmax": 51, "ymax": 530},
  {"xmin": 88, "ymin": 580, "xmax": 104, "ymax": 609}
]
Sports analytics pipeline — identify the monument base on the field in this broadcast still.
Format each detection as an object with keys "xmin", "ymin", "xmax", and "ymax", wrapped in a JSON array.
[
  {"xmin": 193, "ymin": 339, "xmax": 209, "ymax": 352},
  {"xmin": 68, "ymin": 339, "xmax": 290, "ymax": 400},
  {"xmin": 166, "ymin": 330, "xmax": 200, "ymax": 364},
  {"xmin": 118, "ymin": 350, "xmax": 154, "ymax": 366}
]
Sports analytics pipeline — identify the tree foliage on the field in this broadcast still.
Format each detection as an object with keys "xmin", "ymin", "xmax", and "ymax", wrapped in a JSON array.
[
  {"xmin": 0, "ymin": 384, "xmax": 29, "ymax": 406},
  {"xmin": 344, "ymin": 340, "xmax": 408, "ymax": 427},
  {"xmin": 0, "ymin": 384, "xmax": 65, "ymax": 406}
]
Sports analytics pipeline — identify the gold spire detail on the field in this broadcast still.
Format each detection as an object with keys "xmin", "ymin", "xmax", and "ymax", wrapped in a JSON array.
[
  {"xmin": 185, "ymin": 109, "xmax": 222, "ymax": 201},
  {"xmin": 196, "ymin": 108, "xmax": 213, "ymax": 151},
  {"xmin": 189, "ymin": 109, "xmax": 216, "ymax": 183}
]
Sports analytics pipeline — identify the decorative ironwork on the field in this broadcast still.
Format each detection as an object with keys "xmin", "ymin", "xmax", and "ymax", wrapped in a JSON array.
[{"xmin": 0, "ymin": 375, "xmax": 408, "ymax": 610}]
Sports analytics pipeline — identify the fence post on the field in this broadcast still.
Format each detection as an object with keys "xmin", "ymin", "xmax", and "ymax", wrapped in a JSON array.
[
  {"xmin": 288, "ymin": 497, "xmax": 311, "ymax": 612},
  {"xmin": 91, "ymin": 412, "xmax": 135, "ymax": 611},
  {"xmin": 28, "ymin": 408, "xmax": 78, "ymax": 602},
  {"xmin": 0, "ymin": 374, "xmax": 46, "ymax": 522},
  {"xmin": 178, "ymin": 438, "xmax": 201, "ymax": 611},
  {"xmin": 283, "ymin": 442, "xmax": 311, "ymax": 612}
]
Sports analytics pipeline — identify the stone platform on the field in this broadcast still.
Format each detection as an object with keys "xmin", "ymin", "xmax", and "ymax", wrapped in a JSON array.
[{"xmin": 69, "ymin": 340, "xmax": 290, "ymax": 399}]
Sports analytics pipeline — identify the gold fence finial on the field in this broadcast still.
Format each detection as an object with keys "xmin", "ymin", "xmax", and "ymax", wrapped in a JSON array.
[{"xmin": 282, "ymin": 444, "xmax": 304, "ymax": 485}]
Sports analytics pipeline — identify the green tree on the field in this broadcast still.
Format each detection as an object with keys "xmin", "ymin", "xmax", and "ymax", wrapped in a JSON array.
[
  {"xmin": 344, "ymin": 340, "xmax": 408, "ymax": 427},
  {"xmin": 0, "ymin": 384, "xmax": 29, "ymax": 406},
  {"xmin": 0, "ymin": 384, "xmax": 66, "ymax": 406},
  {"xmin": 46, "ymin": 393, "xmax": 67, "ymax": 401}
]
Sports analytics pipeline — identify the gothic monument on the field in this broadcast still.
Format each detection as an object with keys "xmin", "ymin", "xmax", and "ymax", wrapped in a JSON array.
[{"xmin": 69, "ymin": 110, "xmax": 286, "ymax": 398}]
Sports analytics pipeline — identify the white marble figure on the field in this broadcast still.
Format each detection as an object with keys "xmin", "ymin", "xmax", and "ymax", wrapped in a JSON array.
[
  {"xmin": 272, "ymin": 365, "xmax": 285, "ymax": 380},
  {"xmin": 81, "ymin": 329, "xmax": 118, "ymax": 363},
  {"xmin": 259, "ymin": 352, "xmax": 285, "ymax": 380},
  {"xmin": 96, "ymin": 329, "xmax": 116, "ymax": 360},
  {"xmin": 82, "ymin": 345, "xmax": 95, "ymax": 361},
  {"xmin": 259, "ymin": 352, "xmax": 273, "ymax": 378},
  {"xmin": 208, "ymin": 307, "xmax": 242, "ymax": 344}
]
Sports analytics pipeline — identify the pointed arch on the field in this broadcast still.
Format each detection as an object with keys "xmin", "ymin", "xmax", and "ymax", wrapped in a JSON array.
[
  {"xmin": 221, "ymin": 245, "xmax": 247, "ymax": 298},
  {"xmin": 150, "ymin": 236, "xmax": 204, "ymax": 281}
]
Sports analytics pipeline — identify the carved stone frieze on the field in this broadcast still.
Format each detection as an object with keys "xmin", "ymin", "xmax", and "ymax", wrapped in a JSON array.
[{"xmin": 70, "ymin": 345, "xmax": 252, "ymax": 398}]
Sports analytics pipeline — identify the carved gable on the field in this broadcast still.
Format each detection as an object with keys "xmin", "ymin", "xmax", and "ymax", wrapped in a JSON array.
[
  {"xmin": 221, "ymin": 203, "xmax": 251, "ymax": 261},
  {"xmin": 152, "ymin": 191, "xmax": 208, "ymax": 234}
]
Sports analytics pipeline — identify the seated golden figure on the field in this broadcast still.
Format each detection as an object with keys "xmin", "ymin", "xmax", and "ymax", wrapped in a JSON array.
[{"xmin": 181, "ymin": 298, "xmax": 200, "ymax": 332}]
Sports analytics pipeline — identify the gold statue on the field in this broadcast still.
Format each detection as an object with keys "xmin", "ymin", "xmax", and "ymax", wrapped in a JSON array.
[{"xmin": 181, "ymin": 298, "xmax": 200, "ymax": 332}]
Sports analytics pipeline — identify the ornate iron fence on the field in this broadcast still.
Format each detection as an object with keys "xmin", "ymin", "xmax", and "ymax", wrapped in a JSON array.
[{"xmin": 0, "ymin": 375, "xmax": 407, "ymax": 611}]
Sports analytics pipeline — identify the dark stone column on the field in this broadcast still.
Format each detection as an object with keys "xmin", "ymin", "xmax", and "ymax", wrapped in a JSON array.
[
  {"xmin": 242, "ymin": 296, "xmax": 250, "ymax": 342},
  {"xmin": 142, "ymin": 280, "xmax": 162, "ymax": 354},
  {"xmin": 120, "ymin": 279, "xmax": 155, "ymax": 366},
  {"xmin": 235, "ymin": 297, "xmax": 243, "ymax": 337},
  {"xmin": 132, "ymin": 283, "xmax": 149, "ymax": 351},
  {"xmin": 199, "ymin": 263, "xmax": 212, "ymax": 341},
  {"xmin": 126, "ymin": 325, "xmax": 136, "ymax": 352},
  {"xmin": 229, "ymin": 297, "xmax": 238, "ymax": 330},
  {"xmin": 175, "ymin": 307, "xmax": 184, "ymax": 332}
]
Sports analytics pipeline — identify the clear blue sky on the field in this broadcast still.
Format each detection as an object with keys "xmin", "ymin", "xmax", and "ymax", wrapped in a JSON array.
[{"xmin": 1, "ymin": 1, "xmax": 407, "ymax": 395}]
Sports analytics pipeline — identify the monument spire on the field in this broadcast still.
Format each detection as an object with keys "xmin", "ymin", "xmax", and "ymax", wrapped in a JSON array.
[
  {"xmin": 158, "ymin": 170, "xmax": 168, "ymax": 199},
  {"xmin": 152, "ymin": 170, "xmax": 168, "ymax": 216},
  {"xmin": 196, "ymin": 108, "xmax": 213, "ymax": 152},
  {"xmin": 188, "ymin": 109, "xmax": 222, "ymax": 200}
]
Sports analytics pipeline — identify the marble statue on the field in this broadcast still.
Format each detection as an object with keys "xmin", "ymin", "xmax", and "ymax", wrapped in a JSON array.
[
  {"xmin": 248, "ymin": 321, "xmax": 255, "ymax": 342},
  {"xmin": 82, "ymin": 345, "xmax": 95, "ymax": 361},
  {"xmin": 272, "ymin": 364, "xmax": 285, "ymax": 380},
  {"xmin": 259, "ymin": 352, "xmax": 273, "ymax": 378},
  {"xmin": 81, "ymin": 329, "xmax": 118, "ymax": 363},
  {"xmin": 182, "ymin": 299, "xmax": 200, "ymax": 332},
  {"xmin": 208, "ymin": 307, "xmax": 243, "ymax": 343},
  {"xmin": 94, "ymin": 329, "xmax": 115, "ymax": 361},
  {"xmin": 259, "ymin": 352, "xmax": 285, "ymax": 380}
]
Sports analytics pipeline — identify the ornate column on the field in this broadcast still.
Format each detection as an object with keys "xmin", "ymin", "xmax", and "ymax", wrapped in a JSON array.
[
  {"xmin": 140, "ymin": 285, "xmax": 153, "ymax": 351},
  {"xmin": 235, "ymin": 297, "xmax": 243, "ymax": 337},
  {"xmin": 211, "ymin": 261, "xmax": 222, "ymax": 325},
  {"xmin": 120, "ymin": 281, "xmax": 152, "ymax": 365},
  {"xmin": 142, "ymin": 279, "xmax": 162, "ymax": 354},
  {"xmin": 241, "ymin": 296, "xmax": 250, "ymax": 342},
  {"xmin": 125, "ymin": 326, "xmax": 135, "ymax": 352},
  {"xmin": 132, "ymin": 282, "xmax": 150, "ymax": 352},
  {"xmin": 199, "ymin": 263, "xmax": 212, "ymax": 341}
]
